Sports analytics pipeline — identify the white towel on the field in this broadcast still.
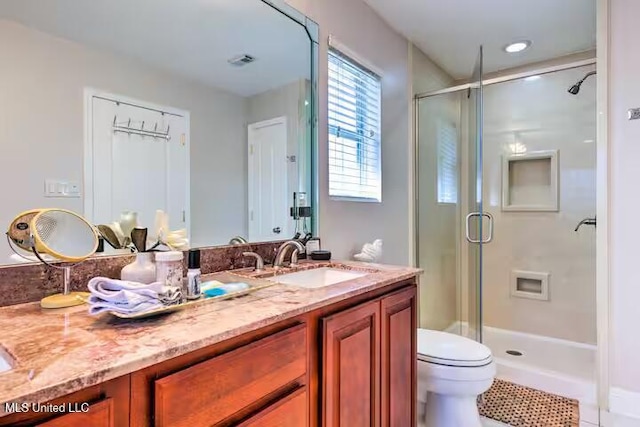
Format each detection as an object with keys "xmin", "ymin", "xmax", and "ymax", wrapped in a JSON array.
[
  {"xmin": 87, "ymin": 277, "xmax": 182, "ymax": 315},
  {"xmin": 88, "ymin": 299, "xmax": 164, "ymax": 315}
]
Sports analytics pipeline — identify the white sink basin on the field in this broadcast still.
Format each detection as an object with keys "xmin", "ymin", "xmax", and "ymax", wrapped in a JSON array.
[
  {"xmin": 0, "ymin": 349, "xmax": 14, "ymax": 374},
  {"xmin": 269, "ymin": 267, "xmax": 368, "ymax": 289}
]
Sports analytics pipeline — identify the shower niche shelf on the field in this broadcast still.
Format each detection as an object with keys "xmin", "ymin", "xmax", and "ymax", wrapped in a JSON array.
[
  {"xmin": 510, "ymin": 270, "xmax": 550, "ymax": 301},
  {"xmin": 502, "ymin": 150, "xmax": 558, "ymax": 212}
]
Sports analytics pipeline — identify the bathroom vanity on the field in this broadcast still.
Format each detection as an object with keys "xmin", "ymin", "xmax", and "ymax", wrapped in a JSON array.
[{"xmin": 0, "ymin": 262, "xmax": 420, "ymax": 426}]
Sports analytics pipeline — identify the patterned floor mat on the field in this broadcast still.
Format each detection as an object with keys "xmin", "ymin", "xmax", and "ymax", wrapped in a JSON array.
[{"xmin": 478, "ymin": 379, "xmax": 579, "ymax": 427}]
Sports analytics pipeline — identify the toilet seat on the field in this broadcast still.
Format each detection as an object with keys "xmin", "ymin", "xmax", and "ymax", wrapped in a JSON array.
[{"xmin": 417, "ymin": 329, "xmax": 492, "ymax": 367}]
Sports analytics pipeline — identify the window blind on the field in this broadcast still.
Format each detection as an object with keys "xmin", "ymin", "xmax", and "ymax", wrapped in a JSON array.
[
  {"xmin": 328, "ymin": 48, "xmax": 382, "ymax": 202},
  {"xmin": 437, "ymin": 121, "xmax": 458, "ymax": 204}
]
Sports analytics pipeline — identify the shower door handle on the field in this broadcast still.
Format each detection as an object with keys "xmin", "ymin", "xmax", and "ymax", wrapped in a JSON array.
[{"xmin": 465, "ymin": 212, "xmax": 494, "ymax": 244}]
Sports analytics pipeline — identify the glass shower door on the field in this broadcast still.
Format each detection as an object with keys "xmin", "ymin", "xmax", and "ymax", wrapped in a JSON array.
[{"xmin": 465, "ymin": 46, "xmax": 487, "ymax": 342}]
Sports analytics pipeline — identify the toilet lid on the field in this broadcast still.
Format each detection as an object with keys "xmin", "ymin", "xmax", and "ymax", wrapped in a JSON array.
[{"xmin": 417, "ymin": 329, "xmax": 492, "ymax": 367}]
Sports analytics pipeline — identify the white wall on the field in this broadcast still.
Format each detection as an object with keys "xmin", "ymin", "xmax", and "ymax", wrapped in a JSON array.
[
  {"xmin": 609, "ymin": 0, "xmax": 640, "ymax": 398},
  {"xmin": 413, "ymin": 44, "xmax": 456, "ymax": 95},
  {"xmin": 0, "ymin": 19, "xmax": 248, "ymax": 259},
  {"xmin": 482, "ymin": 66, "xmax": 597, "ymax": 344},
  {"xmin": 285, "ymin": 0, "xmax": 412, "ymax": 265}
]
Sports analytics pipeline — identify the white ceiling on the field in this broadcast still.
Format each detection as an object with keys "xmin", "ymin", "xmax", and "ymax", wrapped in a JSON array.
[
  {"xmin": 363, "ymin": 0, "xmax": 596, "ymax": 80},
  {"xmin": 0, "ymin": 0, "xmax": 311, "ymax": 97}
]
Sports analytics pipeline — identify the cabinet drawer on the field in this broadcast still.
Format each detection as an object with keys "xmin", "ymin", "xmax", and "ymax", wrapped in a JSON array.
[
  {"xmin": 155, "ymin": 323, "xmax": 307, "ymax": 427},
  {"xmin": 237, "ymin": 386, "xmax": 307, "ymax": 427},
  {"xmin": 36, "ymin": 399, "xmax": 114, "ymax": 427}
]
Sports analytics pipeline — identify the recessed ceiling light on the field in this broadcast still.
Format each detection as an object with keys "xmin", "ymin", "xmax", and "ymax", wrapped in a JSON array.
[{"xmin": 504, "ymin": 41, "xmax": 531, "ymax": 54}]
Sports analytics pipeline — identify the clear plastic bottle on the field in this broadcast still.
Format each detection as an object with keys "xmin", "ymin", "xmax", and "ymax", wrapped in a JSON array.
[{"xmin": 186, "ymin": 249, "xmax": 202, "ymax": 300}]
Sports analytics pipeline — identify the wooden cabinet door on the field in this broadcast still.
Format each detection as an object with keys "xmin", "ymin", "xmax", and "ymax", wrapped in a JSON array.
[
  {"xmin": 322, "ymin": 300, "xmax": 380, "ymax": 427},
  {"xmin": 237, "ymin": 386, "xmax": 308, "ymax": 427},
  {"xmin": 36, "ymin": 399, "xmax": 114, "ymax": 427},
  {"xmin": 381, "ymin": 287, "xmax": 417, "ymax": 427}
]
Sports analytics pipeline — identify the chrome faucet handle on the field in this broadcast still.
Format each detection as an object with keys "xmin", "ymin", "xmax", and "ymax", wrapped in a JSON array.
[
  {"xmin": 290, "ymin": 249, "xmax": 300, "ymax": 267},
  {"xmin": 242, "ymin": 252, "xmax": 264, "ymax": 271}
]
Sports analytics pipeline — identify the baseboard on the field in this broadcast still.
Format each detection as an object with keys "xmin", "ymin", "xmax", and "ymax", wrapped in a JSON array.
[{"xmin": 609, "ymin": 387, "xmax": 640, "ymax": 420}]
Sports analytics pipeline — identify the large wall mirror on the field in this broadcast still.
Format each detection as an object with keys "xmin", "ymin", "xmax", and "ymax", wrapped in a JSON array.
[{"xmin": 0, "ymin": 0, "xmax": 318, "ymax": 265}]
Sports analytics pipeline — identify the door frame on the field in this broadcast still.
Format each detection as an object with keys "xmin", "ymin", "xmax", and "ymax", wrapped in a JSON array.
[
  {"xmin": 595, "ymin": 0, "xmax": 610, "ymax": 418},
  {"xmin": 247, "ymin": 116, "xmax": 289, "ymax": 242},
  {"xmin": 83, "ymin": 88, "xmax": 191, "ymax": 236}
]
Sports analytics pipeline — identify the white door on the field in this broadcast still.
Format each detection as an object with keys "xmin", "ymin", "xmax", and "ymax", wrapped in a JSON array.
[
  {"xmin": 248, "ymin": 117, "xmax": 289, "ymax": 242},
  {"xmin": 86, "ymin": 94, "xmax": 189, "ymax": 235}
]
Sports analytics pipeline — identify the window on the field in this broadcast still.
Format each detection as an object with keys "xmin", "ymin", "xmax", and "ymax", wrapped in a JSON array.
[
  {"xmin": 328, "ymin": 48, "xmax": 382, "ymax": 202},
  {"xmin": 437, "ymin": 121, "xmax": 458, "ymax": 204}
]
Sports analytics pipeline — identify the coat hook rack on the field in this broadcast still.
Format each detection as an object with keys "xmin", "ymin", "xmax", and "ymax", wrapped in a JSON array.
[{"xmin": 112, "ymin": 115, "xmax": 171, "ymax": 140}]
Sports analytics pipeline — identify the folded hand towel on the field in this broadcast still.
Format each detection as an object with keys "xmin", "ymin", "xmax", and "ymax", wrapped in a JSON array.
[
  {"xmin": 88, "ymin": 277, "xmax": 164, "ymax": 301},
  {"xmin": 88, "ymin": 299, "xmax": 164, "ymax": 315},
  {"xmin": 87, "ymin": 277, "xmax": 182, "ymax": 315}
]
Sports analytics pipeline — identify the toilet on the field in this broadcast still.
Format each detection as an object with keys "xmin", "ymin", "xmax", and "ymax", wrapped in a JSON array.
[{"xmin": 417, "ymin": 329, "xmax": 496, "ymax": 427}]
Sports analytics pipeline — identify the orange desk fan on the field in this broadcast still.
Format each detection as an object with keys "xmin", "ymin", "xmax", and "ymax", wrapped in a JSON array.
[{"xmin": 6, "ymin": 209, "xmax": 99, "ymax": 308}]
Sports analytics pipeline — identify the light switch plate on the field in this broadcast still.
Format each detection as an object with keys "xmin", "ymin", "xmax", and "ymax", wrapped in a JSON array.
[
  {"xmin": 628, "ymin": 108, "xmax": 640, "ymax": 120},
  {"xmin": 44, "ymin": 179, "xmax": 81, "ymax": 198}
]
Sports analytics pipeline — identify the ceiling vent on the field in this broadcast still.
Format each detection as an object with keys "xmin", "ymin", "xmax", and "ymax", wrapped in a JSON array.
[{"xmin": 228, "ymin": 54, "xmax": 256, "ymax": 67}]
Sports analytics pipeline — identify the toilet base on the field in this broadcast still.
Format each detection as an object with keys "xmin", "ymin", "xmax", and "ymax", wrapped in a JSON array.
[{"xmin": 424, "ymin": 391, "xmax": 482, "ymax": 427}]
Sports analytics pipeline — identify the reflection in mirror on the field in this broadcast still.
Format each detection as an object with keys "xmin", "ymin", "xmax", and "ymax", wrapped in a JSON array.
[{"xmin": 0, "ymin": 0, "xmax": 316, "ymax": 265}]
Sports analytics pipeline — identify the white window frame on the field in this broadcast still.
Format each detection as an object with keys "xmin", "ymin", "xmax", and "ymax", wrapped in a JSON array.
[
  {"xmin": 327, "ymin": 37, "xmax": 382, "ymax": 203},
  {"xmin": 436, "ymin": 120, "xmax": 458, "ymax": 205}
]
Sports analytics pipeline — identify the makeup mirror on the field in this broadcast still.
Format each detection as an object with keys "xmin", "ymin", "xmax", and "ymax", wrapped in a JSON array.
[{"xmin": 7, "ymin": 208, "xmax": 99, "ymax": 307}]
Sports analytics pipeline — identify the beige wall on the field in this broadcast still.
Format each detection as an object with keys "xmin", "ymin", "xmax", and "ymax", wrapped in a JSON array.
[
  {"xmin": 285, "ymin": 0, "xmax": 412, "ymax": 265},
  {"xmin": 482, "ymin": 65, "xmax": 597, "ymax": 344},
  {"xmin": 412, "ymin": 45, "xmax": 460, "ymax": 330},
  {"xmin": 0, "ymin": 19, "xmax": 248, "ymax": 260},
  {"xmin": 412, "ymin": 44, "xmax": 456, "ymax": 95},
  {"xmin": 609, "ymin": 0, "xmax": 640, "ymax": 396}
]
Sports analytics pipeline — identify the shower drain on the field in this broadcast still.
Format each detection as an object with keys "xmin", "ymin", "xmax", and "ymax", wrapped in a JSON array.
[{"xmin": 506, "ymin": 350, "xmax": 523, "ymax": 356}]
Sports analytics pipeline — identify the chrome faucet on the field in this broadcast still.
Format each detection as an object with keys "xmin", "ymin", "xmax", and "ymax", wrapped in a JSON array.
[
  {"xmin": 242, "ymin": 252, "xmax": 264, "ymax": 271},
  {"xmin": 274, "ymin": 240, "xmax": 305, "ymax": 267},
  {"xmin": 229, "ymin": 236, "xmax": 248, "ymax": 245}
]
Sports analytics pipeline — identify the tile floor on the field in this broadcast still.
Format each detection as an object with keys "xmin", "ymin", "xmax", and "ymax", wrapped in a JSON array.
[
  {"xmin": 480, "ymin": 413, "xmax": 640, "ymax": 427},
  {"xmin": 481, "ymin": 417, "xmax": 511, "ymax": 426}
]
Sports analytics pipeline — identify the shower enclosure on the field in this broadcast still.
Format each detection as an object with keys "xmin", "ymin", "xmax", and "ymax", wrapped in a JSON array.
[{"xmin": 415, "ymin": 55, "xmax": 598, "ymax": 422}]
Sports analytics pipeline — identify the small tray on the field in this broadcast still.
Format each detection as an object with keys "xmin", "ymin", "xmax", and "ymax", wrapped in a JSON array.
[{"xmin": 107, "ymin": 281, "xmax": 276, "ymax": 319}]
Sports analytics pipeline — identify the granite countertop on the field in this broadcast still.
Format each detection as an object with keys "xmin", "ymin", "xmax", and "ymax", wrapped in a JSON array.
[{"xmin": 0, "ymin": 260, "xmax": 421, "ymax": 414}]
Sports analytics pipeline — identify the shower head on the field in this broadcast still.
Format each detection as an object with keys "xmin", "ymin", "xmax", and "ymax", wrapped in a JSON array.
[
  {"xmin": 568, "ymin": 70, "xmax": 596, "ymax": 95},
  {"xmin": 568, "ymin": 83, "xmax": 582, "ymax": 95}
]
